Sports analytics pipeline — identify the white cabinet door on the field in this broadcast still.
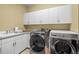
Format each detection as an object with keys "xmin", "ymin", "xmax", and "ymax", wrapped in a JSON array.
[
  {"xmin": 25, "ymin": 33, "xmax": 30, "ymax": 48},
  {"xmin": 20, "ymin": 34, "xmax": 27, "ymax": 49},
  {"xmin": 1, "ymin": 38, "xmax": 14, "ymax": 54},
  {"xmin": 14, "ymin": 33, "xmax": 30, "ymax": 54},
  {"xmin": 29, "ymin": 12, "xmax": 37, "ymax": 24},
  {"xmin": 29, "ymin": 12, "xmax": 41, "ymax": 24},
  {"xmin": 24, "ymin": 13, "xmax": 30, "ymax": 25},
  {"xmin": 29, "ymin": 12, "xmax": 34, "ymax": 24},
  {"xmin": 48, "ymin": 7, "xmax": 58, "ymax": 24},
  {"xmin": 58, "ymin": 5, "xmax": 72, "ymax": 24},
  {"xmin": 38, "ymin": 9, "xmax": 49, "ymax": 24},
  {"xmin": 14, "ymin": 35, "xmax": 27, "ymax": 54},
  {"xmin": 32, "ymin": 11, "xmax": 42, "ymax": 24},
  {"xmin": 34, "ymin": 11, "xmax": 42, "ymax": 24},
  {"xmin": 14, "ymin": 36, "xmax": 23, "ymax": 54}
]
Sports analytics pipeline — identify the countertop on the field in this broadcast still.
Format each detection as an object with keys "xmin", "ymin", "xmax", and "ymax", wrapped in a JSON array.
[{"xmin": 0, "ymin": 32, "xmax": 30, "ymax": 40}]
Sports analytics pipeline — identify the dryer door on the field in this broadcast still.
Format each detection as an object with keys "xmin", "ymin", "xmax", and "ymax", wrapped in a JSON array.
[
  {"xmin": 30, "ymin": 34, "xmax": 45, "ymax": 52},
  {"xmin": 54, "ymin": 39, "xmax": 76, "ymax": 54}
]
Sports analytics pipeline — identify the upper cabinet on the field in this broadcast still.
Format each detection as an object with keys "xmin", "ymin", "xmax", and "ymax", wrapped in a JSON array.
[
  {"xmin": 24, "ymin": 13, "xmax": 30, "ymax": 25},
  {"xmin": 58, "ymin": 5, "xmax": 72, "ymax": 24},
  {"xmin": 38, "ymin": 9, "xmax": 49, "ymax": 24},
  {"xmin": 48, "ymin": 7, "xmax": 58, "ymax": 24},
  {"xmin": 24, "ymin": 5, "xmax": 72, "ymax": 25}
]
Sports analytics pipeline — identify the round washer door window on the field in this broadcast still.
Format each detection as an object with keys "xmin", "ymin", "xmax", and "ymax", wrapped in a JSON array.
[
  {"xmin": 54, "ymin": 39, "xmax": 76, "ymax": 54},
  {"xmin": 30, "ymin": 35, "xmax": 45, "ymax": 52}
]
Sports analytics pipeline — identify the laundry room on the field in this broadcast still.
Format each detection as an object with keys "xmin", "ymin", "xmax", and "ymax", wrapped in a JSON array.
[{"xmin": 0, "ymin": 4, "xmax": 78, "ymax": 54}]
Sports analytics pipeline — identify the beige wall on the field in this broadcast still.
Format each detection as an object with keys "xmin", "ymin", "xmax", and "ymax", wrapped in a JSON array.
[
  {"xmin": 0, "ymin": 4, "xmax": 78, "ymax": 32},
  {"xmin": 0, "ymin": 4, "xmax": 27, "ymax": 31},
  {"xmin": 71, "ymin": 4, "xmax": 79, "ymax": 32}
]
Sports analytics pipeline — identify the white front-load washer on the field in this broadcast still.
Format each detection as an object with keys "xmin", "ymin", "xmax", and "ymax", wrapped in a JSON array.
[{"xmin": 49, "ymin": 30, "xmax": 78, "ymax": 54}]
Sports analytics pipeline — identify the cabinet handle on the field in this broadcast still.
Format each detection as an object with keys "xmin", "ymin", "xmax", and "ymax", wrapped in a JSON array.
[
  {"xmin": 40, "ymin": 20, "xmax": 41, "ymax": 23},
  {"xmin": 57, "ymin": 20, "xmax": 60, "ymax": 23},
  {"xmin": 0, "ymin": 48, "xmax": 1, "ymax": 53},
  {"xmin": 15, "ymin": 42, "xmax": 16, "ymax": 45},
  {"xmin": 13, "ymin": 42, "xmax": 16, "ymax": 47},
  {"xmin": 13, "ymin": 43, "xmax": 14, "ymax": 47},
  {"xmin": 0, "ymin": 48, "xmax": 1, "ymax": 51}
]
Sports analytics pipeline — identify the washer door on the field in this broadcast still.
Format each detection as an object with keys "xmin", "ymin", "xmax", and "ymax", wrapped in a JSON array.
[
  {"xmin": 30, "ymin": 34, "xmax": 45, "ymax": 52},
  {"xmin": 54, "ymin": 39, "xmax": 76, "ymax": 54}
]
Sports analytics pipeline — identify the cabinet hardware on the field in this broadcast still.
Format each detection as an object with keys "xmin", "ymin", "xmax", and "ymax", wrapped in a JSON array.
[
  {"xmin": 57, "ymin": 19, "xmax": 60, "ymax": 23},
  {"xmin": 15, "ymin": 42, "xmax": 16, "ymax": 45},
  {"xmin": 13, "ymin": 42, "xmax": 16, "ymax": 47},
  {"xmin": 13, "ymin": 43, "xmax": 15, "ymax": 47},
  {"xmin": 0, "ymin": 48, "xmax": 1, "ymax": 53},
  {"xmin": 0, "ymin": 48, "xmax": 1, "ymax": 51}
]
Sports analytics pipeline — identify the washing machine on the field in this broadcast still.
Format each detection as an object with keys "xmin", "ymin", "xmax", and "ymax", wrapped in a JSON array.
[
  {"xmin": 49, "ymin": 30, "xmax": 78, "ymax": 54},
  {"xmin": 30, "ymin": 29, "xmax": 49, "ymax": 54},
  {"xmin": 77, "ymin": 34, "xmax": 79, "ymax": 53}
]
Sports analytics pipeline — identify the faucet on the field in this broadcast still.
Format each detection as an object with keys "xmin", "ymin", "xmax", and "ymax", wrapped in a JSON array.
[{"xmin": 6, "ymin": 30, "xmax": 10, "ymax": 34}]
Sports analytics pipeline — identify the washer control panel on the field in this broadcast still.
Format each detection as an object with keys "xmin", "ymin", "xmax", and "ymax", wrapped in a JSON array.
[{"xmin": 50, "ymin": 32, "xmax": 78, "ymax": 40}]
